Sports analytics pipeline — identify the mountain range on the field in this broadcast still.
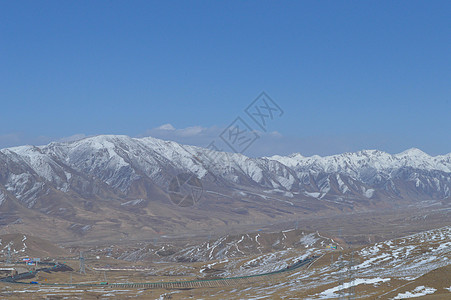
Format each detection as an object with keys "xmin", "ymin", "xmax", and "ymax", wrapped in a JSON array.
[{"xmin": 0, "ymin": 135, "xmax": 450, "ymax": 242}]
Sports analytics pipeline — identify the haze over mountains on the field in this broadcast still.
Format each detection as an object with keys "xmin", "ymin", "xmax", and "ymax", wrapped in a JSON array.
[{"xmin": 0, "ymin": 135, "xmax": 450, "ymax": 241}]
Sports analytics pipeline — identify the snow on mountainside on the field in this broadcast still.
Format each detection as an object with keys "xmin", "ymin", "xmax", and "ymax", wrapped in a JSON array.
[
  {"xmin": 269, "ymin": 149, "xmax": 451, "ymax": 200},
  {"xmin": 269, "ymin": 148, "xmax": 451, "ymax": 175},
  {"xmin": 0, "ymin": 135, "xmax": 450, "ymax": 212}
]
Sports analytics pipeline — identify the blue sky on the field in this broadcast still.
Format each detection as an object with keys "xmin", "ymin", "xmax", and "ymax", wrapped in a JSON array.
[{"xmin": 1, "ymin": 1, "xmax": 450, "ymax": 156}]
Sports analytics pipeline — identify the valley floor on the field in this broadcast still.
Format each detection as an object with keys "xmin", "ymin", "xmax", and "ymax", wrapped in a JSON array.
[{"xmin": 0, "ymin": 225, "xmax": 450, "ymax": 299}]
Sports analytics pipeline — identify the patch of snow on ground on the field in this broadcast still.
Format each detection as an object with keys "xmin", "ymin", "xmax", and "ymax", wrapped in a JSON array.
[
  {"xmin": 120, "ymin": 199, "xmax": 144, "ymax": 206},
  {"xmin": 364, "ymin": 188, "xmax": 374, "ymax": 198},
  {"xmin": 392, "ymin": 286, "xmax": 437, "ymax": 299},
  {"xmin": 304, "ymin": 191, "xmax": 321, "ymax": 198},
  {"xmin": 318, "ymin": 277, "xmax": 390, "ymax": 299},
  {"xmin": 355, "ymin": 253, "xmax": 391, "ymax": 269},
  {"xmin": 300, "ymin": 233, "xmax": 318, "ymax": 248}
]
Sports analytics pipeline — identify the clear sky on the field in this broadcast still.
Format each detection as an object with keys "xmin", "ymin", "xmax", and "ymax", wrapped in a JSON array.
[{"xmin": 1, "ymin": 1, "xmax": 450, "ymax": 156}]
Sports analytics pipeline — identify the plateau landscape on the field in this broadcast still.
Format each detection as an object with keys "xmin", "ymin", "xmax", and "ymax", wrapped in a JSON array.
[{"xmin": 1, "ymin": 1, "xmax": 450, "ymax": 298}]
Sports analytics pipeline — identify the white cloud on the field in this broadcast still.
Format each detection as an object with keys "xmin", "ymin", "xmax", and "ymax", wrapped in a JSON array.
[
  {"xmin": 140, "ymin": 124, "xmax": 222, "ymax": 147},
  {"xmin": 177, "ymin": 126, "xmax": 205, "ymax": 137},
  {"xmin": 157, "ymin": 123, "xmax": 176, "ymax": 131}
]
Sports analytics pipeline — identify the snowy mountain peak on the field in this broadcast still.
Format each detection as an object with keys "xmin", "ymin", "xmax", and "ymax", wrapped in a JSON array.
[
  {"xmin": 396, "ymin": 148, "xmax": 430, "ymax": 158},
  {"xmin": 288, "ymin": 153, "xmax": 305, "ymax": 159}
]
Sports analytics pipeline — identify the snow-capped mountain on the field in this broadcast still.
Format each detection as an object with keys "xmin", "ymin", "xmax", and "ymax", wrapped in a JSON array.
[
  {"xmin": 1, "ymin": 135, "xmax": 450, "ymax": 208},
  {"xmin": 269, "ymin": 148, "xmax": 451, "ymax": 200},
  {"xmin": 0, "ymin": 135, "xmax": 450, "ymax": 240}
]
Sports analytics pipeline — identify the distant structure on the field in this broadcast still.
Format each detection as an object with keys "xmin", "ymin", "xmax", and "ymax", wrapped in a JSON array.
[
  {"xmin": 6, "ymin": 245, "xmax": 12, "ymax": 264},
  {"xmin": 79, "ymin": 251, "xmax": 86, "ymax": 274},
  {"xmin": 347, "ymin": 250, "xmax": 356, "ymax": 300}
]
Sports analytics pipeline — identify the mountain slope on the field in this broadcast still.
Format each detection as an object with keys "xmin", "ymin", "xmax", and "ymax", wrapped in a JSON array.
[{"xmin": 0, "ymin": 135, "xmax": 450, "ymax": 241}]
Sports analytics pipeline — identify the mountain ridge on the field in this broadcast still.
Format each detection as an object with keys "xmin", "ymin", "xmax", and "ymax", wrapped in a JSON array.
[
  {"xmin": 0, "ymin": 134, "xmax": 450, "ymax": 241},
  {"xmin": 2, "ymin": 134, "xmax": 451, "ymax": 202}
]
